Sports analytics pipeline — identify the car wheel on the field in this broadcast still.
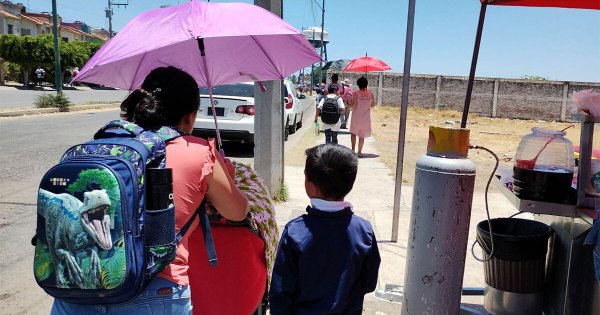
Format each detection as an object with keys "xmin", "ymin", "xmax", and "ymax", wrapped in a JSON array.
[
  {"xmin": 284, "ymin": 119, "xmax": 289, "ymax": 141},
  {"xmin": 297, "ymin": 113, "xmax": 303, "ymax": 129},
  {"xmin": 288, "ymin": 116, "xmax": 297, "ymax": 134}
]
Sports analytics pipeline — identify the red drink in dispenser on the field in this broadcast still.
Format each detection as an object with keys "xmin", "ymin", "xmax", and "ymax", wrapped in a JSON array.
[{"xmin": 513, "ymin": 128, "xmax": 574, "ymax": 203}]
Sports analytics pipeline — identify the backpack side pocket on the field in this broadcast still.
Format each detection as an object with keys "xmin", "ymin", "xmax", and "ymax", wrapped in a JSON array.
[{"xmin": 144, "ymin": 205, "xmax": 177, "ymax": 276}]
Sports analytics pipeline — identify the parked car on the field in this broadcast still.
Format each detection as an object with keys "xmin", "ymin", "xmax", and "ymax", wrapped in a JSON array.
[
  {"xmin": 194, "ymin": 82, "xmax": 256, "ymax": 144},
  {"xmin": 283, "ymin": 80, "xmax": 311, "ymax": 135},
  {"xmin": 193, "ymin": 80, "xmax": 311, "ymax": 145}
]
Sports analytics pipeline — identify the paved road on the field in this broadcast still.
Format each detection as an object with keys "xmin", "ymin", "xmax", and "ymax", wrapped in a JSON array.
[
  {"xmin": 0, "ymin": 86, "xmax": 129, "ymax": 109},
  {"xmin": 0, "ymin": 105, "xmax": 314, "ymax": 314}
]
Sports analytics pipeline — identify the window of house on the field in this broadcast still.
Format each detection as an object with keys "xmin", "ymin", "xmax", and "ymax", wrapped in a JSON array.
[
  {"xmin": 46, "ymin": 27, "xmax": 51, "ymax": 33},
  {"xmin": 21, "ymin": 28, "xmax": 31, "ymax": 36},
  {"xmin": 7, "ymin": 24, "xmax": 14, "ymax": 34}
]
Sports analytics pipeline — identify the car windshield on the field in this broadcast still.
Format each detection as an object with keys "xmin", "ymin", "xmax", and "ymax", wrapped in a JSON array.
[{"xmin": 200, "ymin": 84, "xmax": 254, "ymax": 98}]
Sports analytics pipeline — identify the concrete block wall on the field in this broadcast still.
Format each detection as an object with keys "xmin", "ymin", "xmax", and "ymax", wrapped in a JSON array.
[{"xmin": 329, "ymin": 71, "xmax": 600, "ymax": 121}]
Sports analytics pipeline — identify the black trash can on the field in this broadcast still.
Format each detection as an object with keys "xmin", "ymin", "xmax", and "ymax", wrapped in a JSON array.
[{"xmin": 476, "ymin": 218, "xmax": 553, "ymax": 315}]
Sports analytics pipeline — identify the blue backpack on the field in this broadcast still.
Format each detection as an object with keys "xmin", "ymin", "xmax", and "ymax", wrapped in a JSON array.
[{"xmin": 33, "ymin": 120, "xmax": 217, "ymax": 304}]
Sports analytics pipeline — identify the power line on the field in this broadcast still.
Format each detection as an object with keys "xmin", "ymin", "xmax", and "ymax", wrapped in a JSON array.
[{"xmin": 312, "ymin": 0, "xmax": 322, "ymax": 11}]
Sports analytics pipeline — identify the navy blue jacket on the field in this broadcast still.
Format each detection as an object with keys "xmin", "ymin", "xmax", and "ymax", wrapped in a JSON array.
[{"xmin": 269, "ymin": 206, "xmax": 381, "ymax": 315}]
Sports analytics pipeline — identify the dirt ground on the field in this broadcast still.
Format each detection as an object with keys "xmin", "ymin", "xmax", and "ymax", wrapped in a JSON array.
[
  {"xmin": 370, "ymin": 106, "xmax": 596, "ymax": 191},
  {"xmin": 284, "ymin": 105, "xmax": 596, "ymax": 192}
]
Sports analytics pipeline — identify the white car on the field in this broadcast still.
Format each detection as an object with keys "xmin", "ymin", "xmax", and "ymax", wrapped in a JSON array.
[
  {"xmin": 283, "ymin": 80, "xmax": 311, "ymax": 135},
  {"xmin": 193, "ymin": 81, "xmax": 311, "ymax": 144}
]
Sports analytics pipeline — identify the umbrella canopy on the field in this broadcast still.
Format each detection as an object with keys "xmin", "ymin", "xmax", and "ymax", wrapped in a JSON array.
[
  {"xmin": 343, "ymin": 56, "xmax": 391, "ymax": 73},
  {"xmin": 486, "ymin": 0, "xmax": 600, "ymax": 10},
  {"xmin": 75, "ymin": 1, "xmax": 321, "ymax": 90},
  {"xmin": 322, "ymin": 59, "xmax": 351, "ymax": 72}
]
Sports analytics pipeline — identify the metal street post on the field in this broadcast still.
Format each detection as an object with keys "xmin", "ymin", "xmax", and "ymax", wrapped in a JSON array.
[
  {"xmin": 254, "ymin": 0, "xmax": 284, "ymax": 195},
  {"xmin": 51, "ymin": 0, "xmax": 62, "ymax": 94},
  {"xmin": 106, "ymin": 1, "xmax": 129, "ymax": 38},
  {"xmin": 318, "ymin": 0, "xmax": 325, "ymax": 85}
]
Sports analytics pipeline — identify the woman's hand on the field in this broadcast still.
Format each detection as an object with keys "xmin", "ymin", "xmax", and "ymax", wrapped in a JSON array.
[
  {"xmin": 206, "ymin": 153, "xmax": 249, "ymax": 221},
  {"xmin": 224, "ymin": 158, "xmax": 236, "ymax": 178}
]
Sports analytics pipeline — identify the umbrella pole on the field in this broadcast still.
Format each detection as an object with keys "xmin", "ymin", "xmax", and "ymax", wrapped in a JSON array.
[
  {"xmin": 197, "ymin": 38, "xmax": 224, "ymax": 152},
  {"xmin": 460, "ymin": 1, "xmax": 488, "ymax": 128}
]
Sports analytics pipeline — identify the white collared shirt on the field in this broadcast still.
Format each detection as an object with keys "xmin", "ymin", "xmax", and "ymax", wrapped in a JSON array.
[{"xmin": 310, "ymin": 198, "xmax": 353, "ymax": 212}]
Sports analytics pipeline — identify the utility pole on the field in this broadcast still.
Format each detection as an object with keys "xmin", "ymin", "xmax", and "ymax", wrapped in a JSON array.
[
  {"xmin": 253, "ymin": 0, "xmax": 284, "ymax": 196},
  {"xmin": 51, "ymin": 0, "xmax": 61, "ymax": 94},
  {"xmin": 318, "ymin": 0, "xmax": 325, "ymax": 86},
  {"xmin": 106, "ymin": 0, "xmax": 129, "ymax": 38}
]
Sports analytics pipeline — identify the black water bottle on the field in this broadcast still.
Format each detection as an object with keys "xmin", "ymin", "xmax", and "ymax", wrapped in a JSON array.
[{"xmin": 146, "ymin": 168, "xmax": 173, "ymax": 209}]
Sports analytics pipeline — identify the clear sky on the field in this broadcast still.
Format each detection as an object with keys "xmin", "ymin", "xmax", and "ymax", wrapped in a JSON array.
[{"xmin": 24, "ymin": 0, "xmax": 600, "ymax": 82}]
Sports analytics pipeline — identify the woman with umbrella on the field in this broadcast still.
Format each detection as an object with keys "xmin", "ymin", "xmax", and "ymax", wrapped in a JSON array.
[
  {"xmin": 51, "ymin": 66, "xmax": 249, "ymax": 314},
  {"xmin": 350, "ymin": 76, "xmax": 376, "ymax": 157}
]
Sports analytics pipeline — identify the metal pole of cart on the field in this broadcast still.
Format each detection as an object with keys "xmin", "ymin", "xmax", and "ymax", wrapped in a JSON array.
[
  {"xmin": 391, "ymin": 0, "xmax": 416, "ymax": 242},
  {"xmin": 461, "ymin": 1, "xmax": 488, "ymax": 128}
]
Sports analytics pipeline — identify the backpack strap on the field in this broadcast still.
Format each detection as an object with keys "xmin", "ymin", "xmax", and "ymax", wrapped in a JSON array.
[
  {"xmin": 177, "ymin": 198, "xmax": 218, "ymax": 266},
  {"xmin": 94, "ymin": 120, "xmax": 145, "ymax": 139},
  {"xmin": 138, "ymin": 126, "xmax": 184, "ymax": 167}
]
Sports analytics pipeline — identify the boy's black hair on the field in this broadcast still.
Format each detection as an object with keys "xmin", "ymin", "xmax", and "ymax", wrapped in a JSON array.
[
  {"xmin": 331, "ymin": 73, "xmax": 339, "ymax": 82},
  {"xmin": 357, "ymin": 76, "xmax": 368, "ymax": 89},
  {"xmin": 327, "ymin": 85, "xmax": 338, "ymax": 94},
  {"xmin": 305, "ymin": 144, "xmax": 358, "ymax": 200}
]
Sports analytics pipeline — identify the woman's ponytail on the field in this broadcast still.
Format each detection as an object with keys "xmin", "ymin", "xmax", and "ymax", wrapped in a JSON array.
[{"xmin": 120, "ymin": 89, "xmax": 166, "ymax": 129}]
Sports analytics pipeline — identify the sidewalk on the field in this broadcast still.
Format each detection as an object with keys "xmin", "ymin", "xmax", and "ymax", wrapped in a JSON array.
[
  {"xmin": 0, "ymin": 103, "xmax": 119, "ymax": 117},
  {"xmin": 274, "ymin": 129, "xmax": 521, "ymax": 314}
]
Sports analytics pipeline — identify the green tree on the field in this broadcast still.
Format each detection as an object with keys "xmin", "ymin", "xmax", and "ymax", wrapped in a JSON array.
[
  {"xmin": 311, "ymin": 66, "xmax": 324, "ymax": 87},
  {"xmin": 0, "ymin": 35, "xmax": 52, "ymax": 85},
  {"xmin": 0, "ymin": 34, "xmax": 103, "ymax": 86}
]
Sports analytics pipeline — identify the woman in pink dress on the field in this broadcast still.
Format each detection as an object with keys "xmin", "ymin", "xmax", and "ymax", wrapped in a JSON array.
[{"xmin": 350, "ymin": 76, "xmax": 376, "ymax": 157}]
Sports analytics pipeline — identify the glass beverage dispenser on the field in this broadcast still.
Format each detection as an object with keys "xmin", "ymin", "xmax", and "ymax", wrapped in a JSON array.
[{"xmin": 513, "ymin": 128, "xmax": 575, "ymax": 203}]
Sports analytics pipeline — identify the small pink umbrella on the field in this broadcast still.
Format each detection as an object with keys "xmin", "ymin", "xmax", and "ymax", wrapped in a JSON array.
[
  {"xmin": 74, "ymin": 1, "xmax": 320, "ymax": 148},
  {"xmin": 343, "ymin": 55, "xmax": 391, "ymax": 73}
]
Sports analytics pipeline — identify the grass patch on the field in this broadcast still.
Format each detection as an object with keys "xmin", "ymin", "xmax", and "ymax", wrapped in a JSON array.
[
  {"xmin": 35, "ymin": 93, "xmax": 72, "ymax": 112},
  {"xmin": 273, "ymin": 181, "xmax": 289, "ymax": 203},
  {"xmin": 285, "ymin": 121, "xmax": 322, "ymax": 166}
]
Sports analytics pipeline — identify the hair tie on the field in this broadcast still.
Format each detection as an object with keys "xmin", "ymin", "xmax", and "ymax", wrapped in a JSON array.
[{"xmin": 152, "ymin": 88, "xmax": 162, "ymax": 97}]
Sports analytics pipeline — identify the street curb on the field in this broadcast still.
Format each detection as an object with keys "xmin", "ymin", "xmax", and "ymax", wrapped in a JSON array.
[{"xmin": 0, "ymin": 103, "xmax": 120, "ymax": 117}]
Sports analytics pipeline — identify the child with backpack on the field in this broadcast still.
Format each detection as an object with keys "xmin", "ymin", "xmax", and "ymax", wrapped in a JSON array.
[
  {"xmin": 269, "ymin": 144, "xmax": 381, "ymax": 315},
  {"xmin": 38, "ymin": 67, "xmax": 248, "ymax": 314},
  {"xmin": 314, "ymin": 85, "xmax": 345, "ymax": 144}
]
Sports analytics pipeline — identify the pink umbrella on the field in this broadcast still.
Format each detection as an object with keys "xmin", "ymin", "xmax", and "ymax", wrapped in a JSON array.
[
  {"xmin": 76, "ymin": 1, "xmax": 319, "ymax": 90},
  {"xmin": 74, "ymin": 1, "xmax": 320, "ymax": 148},
  {"xmin": 343, "ymin": 55, "xmax": 392, "ymax": 73}
]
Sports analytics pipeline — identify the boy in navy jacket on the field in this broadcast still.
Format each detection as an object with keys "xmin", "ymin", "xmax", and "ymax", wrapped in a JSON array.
[{"xmin": 269, "ymin": 144, "xmax": 381, "ymax": 315}]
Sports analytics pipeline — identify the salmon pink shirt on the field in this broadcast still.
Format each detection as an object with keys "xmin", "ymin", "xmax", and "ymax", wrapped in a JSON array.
[{"xmin": 158, "ymin": 136, "xmax": 216, "ymax": 285}]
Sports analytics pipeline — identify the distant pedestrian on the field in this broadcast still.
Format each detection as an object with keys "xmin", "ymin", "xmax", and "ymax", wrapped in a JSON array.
[
  {"xmin": 326, "ymin": 73, "xmax": 343, "ymax": 97},
  {"xmin": 350, "ymin": 76, "xmax": 375, "ymax": 158},
  {"xmin": 35, "ymin": 67, "xmax": 45, "ymax": 87},
  {"xmin": 269, "ymin": 143, "xmax": 381, "ymax": 315},
  {"xmin": 315, "ymin": 84, "xmax": 344, "ymax": 144},
  {"xmin": 340, "ymin": 78, "xmax": 354, "ymax": 129},
  {"xmin": 71, "ymin": 67, "xmax": 79, "ymax": 86}
]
